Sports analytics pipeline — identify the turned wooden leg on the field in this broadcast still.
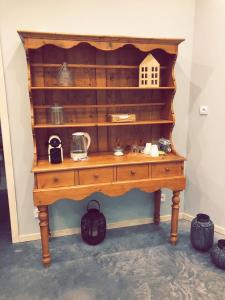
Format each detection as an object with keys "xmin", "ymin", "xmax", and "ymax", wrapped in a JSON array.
[
  {"xmin": 154, "ymin": 190, "xmax": 161, "ymax": 224},
  {"xmin": 170, "ymin": 191, "xmax": 181, "ymax": 245},
  {"xmin": 46, "ymin": 206, "xmax": 51, "ymax": 240},
  {"xmin": 38, "ymin": 205, "xmax": 51, "ymax": 267}
]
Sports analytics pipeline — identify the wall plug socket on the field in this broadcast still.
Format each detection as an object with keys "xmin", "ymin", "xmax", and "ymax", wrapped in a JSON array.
[
  {"xmin": 33, "ymin": 207, "xmax": 39, "ymax": 219},
  {"xmin": 161, "ymin": 193, "xmax": 166, "ymax": 202}
]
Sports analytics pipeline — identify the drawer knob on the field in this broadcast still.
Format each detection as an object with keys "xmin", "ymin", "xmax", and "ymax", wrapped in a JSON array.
[
  {"xmin": 94, "ymin": 174, "xmax": 99, "ymax": 179},
  {"xmin": 130, "ymin": 170, "xmax": 136, "ymax": 175},
  {"xmin": 53, "ymin": 177, "xmax": 59, "ymax": 183},
  {"xmin": 165, "ymin": 168, "xmax": 170, "ymax": 172}
]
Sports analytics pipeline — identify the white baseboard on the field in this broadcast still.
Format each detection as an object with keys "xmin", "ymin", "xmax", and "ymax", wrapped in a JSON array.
[
  {"xmin": 183, "ymin": 213, "xmax": 225, "ymax": 236},
  {"xmin": 18, "ymin": 213, "xmax": 184, "ymax": 243},
  {"xmin": 18, "ymin": 212, "xmax": 225, "ymax": 243}
]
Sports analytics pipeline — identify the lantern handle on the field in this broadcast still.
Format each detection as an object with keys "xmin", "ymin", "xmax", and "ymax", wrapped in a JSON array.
[{"xmin": 87, "ymin": 200, "xmax": 101, "ymax": 212}]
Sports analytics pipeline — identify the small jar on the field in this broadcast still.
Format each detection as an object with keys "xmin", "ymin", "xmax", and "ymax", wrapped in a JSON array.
[{"xmin": 49, "ymin": 105, "xmax": 64, "ymax": 125}]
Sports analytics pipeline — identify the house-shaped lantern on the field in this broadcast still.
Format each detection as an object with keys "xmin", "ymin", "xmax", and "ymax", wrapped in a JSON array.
[{"xmin": 139, "ymin": 54, "xmax": 160, "ymax": 87}]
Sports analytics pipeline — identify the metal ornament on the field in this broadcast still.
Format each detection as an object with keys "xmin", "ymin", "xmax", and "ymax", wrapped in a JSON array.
[{"xmin": 81, "ymin": 200, "xmax": 106, "ymax": 245}]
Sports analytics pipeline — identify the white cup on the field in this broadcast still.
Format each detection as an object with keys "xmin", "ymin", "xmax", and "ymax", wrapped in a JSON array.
[
  {"xmin": 144, "ymin": 143, "xmax": 152, "ymax": 155},
  {"xmin": 150, "ymin": 144, "xmax": 159, "ymax": 157}
]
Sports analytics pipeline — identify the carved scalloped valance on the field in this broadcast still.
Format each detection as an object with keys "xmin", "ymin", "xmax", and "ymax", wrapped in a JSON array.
[{"xmin": 18, "ymin": 31, "xmax": 184, "ymax": 54}]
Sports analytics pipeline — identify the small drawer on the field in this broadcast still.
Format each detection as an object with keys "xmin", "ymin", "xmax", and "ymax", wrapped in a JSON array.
[
  {"xmin": 117, "ymin": 164, "xmax": 149, "ymax": 181},
  {"xmin": 37, "ymin": 171, "xmax": 75, "ymax": 188},
  {"xmin": 79, "ymin": 167, "xmax": 114, "ymax": 185},
  {"xmin": 152, "ymin": 163, "xmax": 183, "ymax": 178}
]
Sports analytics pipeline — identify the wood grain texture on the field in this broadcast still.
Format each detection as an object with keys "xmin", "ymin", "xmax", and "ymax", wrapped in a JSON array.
[
  {"xmin": 19, "ymin": 32, "xmax": 186, "ymax": 266},
  {"xmin": 33, "ymin": 177, "xmax": 185, "ymax": 205},
  {"xmin": 38, "ymin": 206, "xmax": 51, "ymax": 266},
  {"xmin": 79, "ymin": 167, "xmax": 114, "ymax": 185},
  {"xmin": 37, "ymin": 171, "xmax": 75, "ymax": 188},
  {"xmin": 116, "ymin": 164, "xmax": 149, "ymax": 181},
  {"xmin": 33, "ymin": 153, "xmax": 185, "ymax": 173},
  {"xmin": 170, "ymin": 191, "xmax": 181, "ymax": 245},
  {"xmin": 18, "ymin": 31, "xmax": 184, "ymax": 54},
  {"xmin": 152, "ymin": 162, "xmax": 183, "ymax": 178}
]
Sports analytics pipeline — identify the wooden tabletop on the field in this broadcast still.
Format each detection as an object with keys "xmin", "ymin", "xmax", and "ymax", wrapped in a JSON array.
[{"xmin": 33, "ymin": 152, "xmax": 185, "ymax": 173}]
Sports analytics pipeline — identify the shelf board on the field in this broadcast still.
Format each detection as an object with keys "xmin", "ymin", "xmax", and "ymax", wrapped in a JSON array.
[
  {"xmin": 31, "ymin": 86, "xmax": 175, "ymax": 90},
  {"xmin": 34, "ymin": 120, "xmax": 174, "ymax": 129},
  {"xmin": 33, "ymin": 152, "xmax": 185, "ymax": 173},
  {"xmin": 31, "ymin": 63, "xmax": 167, "ymax": 70},
  {"xmin": 34, "ymin": 102, "xmax": 165, "ymax": 109}
]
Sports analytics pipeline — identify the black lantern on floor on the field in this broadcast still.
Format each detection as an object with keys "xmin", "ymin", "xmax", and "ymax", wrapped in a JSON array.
[
  {"xmin": 190, "ymin": 213, "xmax": 214, "ymax": 251},
  {"xmin": 81, "ymin": 200, "xmax": 106, "ymax": 245}
]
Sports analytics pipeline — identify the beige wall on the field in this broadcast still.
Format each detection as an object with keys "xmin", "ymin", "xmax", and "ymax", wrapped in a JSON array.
[
  {"xmin": 0, "ymin": 0, "xmax": 195, "ymax": 237},
  {"xmin": 185, "ymin": 0, "xmax": 225, "ymax": 227}
]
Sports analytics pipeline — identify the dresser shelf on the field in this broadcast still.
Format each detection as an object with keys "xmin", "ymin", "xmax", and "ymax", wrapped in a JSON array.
[
  {"xmin": 34, "ymin": 120, "xmax": 174, "ymax": 129},
  {"xmin": 34, "ymin": 102, "xmax": 165, "ymax": 109},
  {"xmin": 31, "ymin": 63, "xmax": 168, "ymax": 70},
  {"xmin": 31, "ymin": 86, "xmax": 175, "ymax": 90}
]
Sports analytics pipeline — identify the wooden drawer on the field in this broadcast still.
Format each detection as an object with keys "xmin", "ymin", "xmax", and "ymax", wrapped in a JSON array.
[
  {"xmin": 79, "ymin": 167, "xmax": 114, "ymax": 185},
  {"xmin": 152, "ymin": 163, "xmax": 183, "ymax": 178},
  {"xmin": 37, "ymin": 171, "xmax": 75, "ymax": 188},
  {"xmin": 117, "ymin": 164, "xmax": 149, "ymax": 181}
]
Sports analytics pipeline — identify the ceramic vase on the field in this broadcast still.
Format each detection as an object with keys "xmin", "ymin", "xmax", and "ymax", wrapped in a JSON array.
[
  {"xmin": 190, "ymin": 213, "xmax": 214, "ymax": 251},
  {"xmin": 211, "ymin": 239, "xmax": 225, "ymax": 270}
]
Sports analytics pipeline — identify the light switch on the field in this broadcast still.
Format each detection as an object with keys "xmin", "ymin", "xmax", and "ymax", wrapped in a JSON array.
[{"xmin": 199, "ymin": 105, "xmax": 208, "ymax": 115}]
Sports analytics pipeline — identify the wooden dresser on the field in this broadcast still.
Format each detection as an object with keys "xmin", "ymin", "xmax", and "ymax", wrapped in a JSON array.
[{"xmin": 18, "ymin": 31, "xmax": 186, "ymax": 266}]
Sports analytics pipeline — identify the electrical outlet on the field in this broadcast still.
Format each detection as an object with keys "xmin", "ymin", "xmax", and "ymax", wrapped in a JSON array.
[
  {"xmin": 161, "ymin": 193, "xmax": 166, "ymax": 202},
  {"xmin": 199, "ymin": 105, "xmax": 208, "ymax": 115},
  {"xmin": 33, "ymin": 207, "xmax": 39, "ymax": 219}
]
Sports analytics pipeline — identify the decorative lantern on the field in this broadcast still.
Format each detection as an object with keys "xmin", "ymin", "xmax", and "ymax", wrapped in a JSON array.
[
  {"xmin": 211, "ymin": 240, "xmax": 225, "ymax": 270},
  {"xmin": 190, "ymin": 213, "xmax": 214, "ymax": 251},
  {"xmin": 81, "ymin": 200, "xmax": 106, "ymax": 245}
]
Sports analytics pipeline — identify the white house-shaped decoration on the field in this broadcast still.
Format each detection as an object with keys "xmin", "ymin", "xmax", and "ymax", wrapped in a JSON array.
[{"xmin": 139, "ymin": 54, "xmax": 160, "ymax": 87}]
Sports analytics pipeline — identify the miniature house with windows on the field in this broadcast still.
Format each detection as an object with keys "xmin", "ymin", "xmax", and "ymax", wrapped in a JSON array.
[{"xmin": 139, "ymin": 54, "xmax": 160, "ymax": 87}]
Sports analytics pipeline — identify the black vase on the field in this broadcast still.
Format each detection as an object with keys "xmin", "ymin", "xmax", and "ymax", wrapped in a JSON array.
[
  {"xmin": 190, "ymin": 213, "xmax": 214, "ymax": 251},
  {"xmin": 211, "ymin": 240, "xmax": 225, "ymax": 270}
]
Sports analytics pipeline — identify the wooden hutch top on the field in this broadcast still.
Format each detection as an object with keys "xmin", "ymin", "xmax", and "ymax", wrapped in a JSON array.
[{"xmin": 18, "ymin": 31, "xmax": 184, "ymax": 53}]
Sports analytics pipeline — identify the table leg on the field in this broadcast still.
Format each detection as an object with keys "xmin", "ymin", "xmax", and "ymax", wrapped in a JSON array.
[
  {"xmin": 38, "ymin": 205, "xmax": 51, "ymax": 267},
  {"xmin": 170, "ymin": 190, "xmax": 181, "ymax": 245},
  {"xmin": 154, "ymin": 190, "xmax": 161, "ymax": 224},
  {"xmin": 46, "ymin": 206, "xmax": 51, "ymax": 240}
]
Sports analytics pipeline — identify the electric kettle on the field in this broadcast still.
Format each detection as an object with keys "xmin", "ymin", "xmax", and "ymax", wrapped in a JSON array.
[{"xmin": 70, "ymin": 132, "xmax": 91, "ymax": 161}]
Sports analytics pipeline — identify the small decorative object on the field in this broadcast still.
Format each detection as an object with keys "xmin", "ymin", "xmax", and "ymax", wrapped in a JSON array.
[
  {"xmin": 143, "ymin": 143, "xmax": 152, "ymax": 155},
  {"xmin": 70, "ymin": 132, "xmax": 91, "ymax": 161},
  {"xmin": 49, "ymin": 104, "xmax": 64, "ymax": 125},
  {"xmin": 139, "ymin": 54, "xmax": 160, "ymax": 87},
  {"xmin": 81, "ymin": 200, "xmax": 106, "ymax": 245},
  {"xmin": 150, "ymin": 144, "xmax": 159, "ymax": 157},
  {"xmin": 211, "ymin": 240, "xmax": 225, "ymax": 270},
  {"xmin": 57, "ymin": 62, "xmax": 73, "ymax": 86},
  {"xmin": 158, "ymin": 138, "xmax": 171, "ymax": 153},
  {"xmin": 190, "ymin": 213, "xmax": 214, "ymax": 251},
  {"xmin": 109, "ymin": 114, "xmax": 136, "ymax": 123},
  {"xmin": 114, "ymin": 146, "xmax": 124, "ymax": 156},
  {"xmin": 159, "ymin": 150, "xmax": 166, "ymax": 156},
  {"xmin": 48, "ymin": 135, "xmax": 63, "ymax": 164}
]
